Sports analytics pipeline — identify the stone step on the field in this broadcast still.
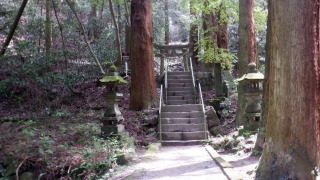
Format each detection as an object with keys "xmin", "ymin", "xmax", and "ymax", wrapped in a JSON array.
[
  {"xmin": 161, "ymin": 111, "xmax": 205, "ymax": 118},
  {"xmin": 167, "ymin": 83, "xmax": 193, "ymax": 88},
  {"xmin": 161, "ymin": 123, "xmax": 206, "ymax": 132},
  {"xmin": 161, "ymin": 131, "xmax": 207, "ymax": 141},
  {"xmin": 167, "ymin": 91, "xmax": 194, "ymax": 96},
  {"xmin": 168, "ymin": 79, "xmax": 193, "ymax": 84},
  {"xmin": 166, "ymin": 95, "xmax": 195, "ymax": 101},
  {"xmin": 161, "ymin": 104, "xmax": 203, "ymax": 112},
  {"xmin": 166, "ymin": 100, "xmax": 195, "ymax": 105},
  {"xmin": 161, "ymin": 140, "xmax": 206, "ymax": 146},
  {"xmin": 161, "ymin": 117, "xmax": 206, "ymax": 124},
  {"xmin": 167, "ymin": 75, "xmax": 192, "ymax": 80},
  {"xmin": 167, "ymin": 87, "xmax": 194, "ymax": 92},
  {"xmin": 167, "ymin": 71, "xmax": 191, "ymax": 76}
]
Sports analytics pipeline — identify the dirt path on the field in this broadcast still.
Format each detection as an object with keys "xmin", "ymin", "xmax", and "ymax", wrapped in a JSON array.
[{"xmin": 109, "ymin": 145, "xmax": 228, "ymax": 180}]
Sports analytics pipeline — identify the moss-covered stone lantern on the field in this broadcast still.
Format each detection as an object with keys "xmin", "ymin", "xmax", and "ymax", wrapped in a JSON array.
[
  {"xmin": 238, "ymin": 63, "xmax": 264, "ymax": 130},
  {"xmin": 99, "ymin": 64, "xmax": 127, "ymax": 136}
]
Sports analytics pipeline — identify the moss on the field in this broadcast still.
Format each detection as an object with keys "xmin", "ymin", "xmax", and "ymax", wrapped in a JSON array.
[
  {"xmin": 115, "ymin": 153, "xmax": 128, "ymax": 165},
  {"xmin": 99, "ymin": 75, "xmax": 127, "ymax": 84},
  {"xmin": 145, "ymin": 143, "xmax": 160, "ymax": 154}
]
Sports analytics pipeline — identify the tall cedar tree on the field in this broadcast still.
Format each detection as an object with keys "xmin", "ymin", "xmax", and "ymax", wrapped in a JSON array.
[
  {"xmin": 129, "ymin": 0, "xmax": 157, "ymax": 110},
  {"xmin": 201, "ymin": 0, "xmax": 216, "ymax": 71},
  {"xmin": 215, "ymin": 1, "xmax": 228, "ymax": 97},
  {"xmin": 235, "ymin": 0, "xmax": 257, "ymax": 126},
  {"xmin": 256, "ymin": 0, "xmax": 320, "ymax": 179}
]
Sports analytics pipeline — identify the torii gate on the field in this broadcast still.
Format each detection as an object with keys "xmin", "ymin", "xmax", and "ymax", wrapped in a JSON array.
[{"xmin": 154, "ymin": 44, "xmax": 191, "ymax": 77}]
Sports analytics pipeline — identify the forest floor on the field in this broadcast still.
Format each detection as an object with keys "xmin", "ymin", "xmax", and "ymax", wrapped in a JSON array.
[{"xmin": 0, "ymin": 72, "xmax": 260, "ymax": 179}]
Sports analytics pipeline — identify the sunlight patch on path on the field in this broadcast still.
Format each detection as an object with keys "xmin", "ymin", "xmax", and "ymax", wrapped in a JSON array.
[{"xmin": 110, "ymin": 145, "xmax": 228, "ymax": 180}]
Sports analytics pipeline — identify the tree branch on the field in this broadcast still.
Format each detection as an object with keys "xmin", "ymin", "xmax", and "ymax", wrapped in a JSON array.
[{"xmin": 65, "ymin": 0, "xmax": 106, "ymax": 74}]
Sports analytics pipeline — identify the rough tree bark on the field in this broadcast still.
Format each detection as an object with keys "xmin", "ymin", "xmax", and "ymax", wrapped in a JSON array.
[
  {"xmin": 235, "ymin": 0, "xmax": 257, "ymax": 126},
  {"xmin": 254, "ymin": 0, "xmax": 271, "ymax": 151},
  {"xmin": 0, "ymin": 0, "xmax": 29, "ymax": 56},
  {"xmin": 129, "ymin": 0, "xmax": 157, "ymax": 110},
  {"xmin": 256, "ymin": 1, "xmax": 320, "ymax": 179}
]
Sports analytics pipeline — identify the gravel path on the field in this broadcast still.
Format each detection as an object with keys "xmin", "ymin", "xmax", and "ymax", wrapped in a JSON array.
[{"xmin": 109, "ymin": 145, "xmax": 228, "ymax": 180}]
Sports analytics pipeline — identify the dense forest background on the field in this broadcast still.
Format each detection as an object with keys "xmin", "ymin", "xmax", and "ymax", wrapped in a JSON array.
[{"xmin": 0, "ymin": 0, "xmax": 267, "ymax": 114}]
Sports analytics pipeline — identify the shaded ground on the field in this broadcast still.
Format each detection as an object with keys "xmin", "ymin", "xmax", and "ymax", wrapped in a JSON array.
[
  {"xmin": 109, "ymin": 145, "xmax": 228, "ymax": 180},
  {"xmin": 220, "ymin": 152, "xmax": 260, "ymax": 179}
]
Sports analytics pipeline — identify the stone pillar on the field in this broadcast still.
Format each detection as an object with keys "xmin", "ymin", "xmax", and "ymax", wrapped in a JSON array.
[
  {"xmin": 160, "ymin": 55, "xmax": 164, "ymax": 77},
  {"xmin": 214, "ymin": 62, "xmax": 224, "ymax": 97},
  {"xmin": 101, "ymin": 91, "xmax": 125, "ymax": 135},
  {"xmin": 183, "ymin": 53, "xmax": 189, "ymax": 71}
]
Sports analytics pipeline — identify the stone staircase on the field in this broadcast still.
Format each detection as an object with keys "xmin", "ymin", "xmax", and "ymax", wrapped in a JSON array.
[{"xmin": 160, "ymin": 71, "xmax": 208, "ymax": 146}]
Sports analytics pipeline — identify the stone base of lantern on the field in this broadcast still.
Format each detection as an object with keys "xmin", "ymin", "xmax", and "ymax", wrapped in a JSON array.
[
  {"xmin": 101, "ymin": 116, "xmax": 125, "ymax": 136},
  {"xmin": 244, "ymin": 113, "xmax": 261, "ymax": 131},
  {"xmin": 101, "ymin": 124, "xmax": 125, "ymax": 135}
]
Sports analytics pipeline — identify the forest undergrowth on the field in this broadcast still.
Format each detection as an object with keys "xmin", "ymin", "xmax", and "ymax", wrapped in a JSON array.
[{"xmin": 0, "ymin": 59, "xmax": 158, "ymax": 179}]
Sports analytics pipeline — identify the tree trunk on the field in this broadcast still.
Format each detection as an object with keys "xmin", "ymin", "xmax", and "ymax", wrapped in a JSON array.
[
  {"xmin": 52, "ymin": 0, "xmax": 68, "ymax": 70},
  {"xmin": 117, "ymin": 2, "xmax": 122, "ymax": 38},
  {"xmin": 65, "ymin": 0, "xmax": 105, "ymax": 74},
  {"xmin": 88, "ymin": 1, "xmax": 97, "ymax": 43},
  {"xmin": 189, "ymin": 0, "xmax": 199, "ymax": 67},
  {"xmin": 38, "ymin": 5, "xmax": 43, "ymax": 50},
  {"xmin": 254, "ymin": 0, "xmax": 272, "ymax": 151},
  {"xmin": 164, "ymin": 0, "xmax": 170, "ymax": 45},
  {"xmin": 235, "ymin": 0, "xmax": 257, "ymax": 126},
  {"xmin": 0, "ymin": 0, "xmax": 29, "ymax": 56},
  {"xmin": 129, "ymin": 0, "xmax": 157, "ymax": 110},
  {"xmin": 215, "ymin": 2, "xmax": 228, "ymax": 98},
  {"xmin": 202, "ymin": 4, "xmax": 216, "ymax": 71},
  {"xmin": 124, "ymin": 0, "xmax": 131, "ymax": 54},
  {"xmin": 45, "ymin": 0, "xmax": 52, "ymax": 57},
  {"xmin": 256, "ymin": 1, "xmax": 320, "ymax": 179},
  {"xmin": 108, "ymin": 0, "xmax": 122, "ymax": 67}
]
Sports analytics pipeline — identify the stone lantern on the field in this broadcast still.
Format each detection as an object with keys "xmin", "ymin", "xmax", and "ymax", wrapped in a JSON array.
[
  {"xmin": 99, "ymin": 64, "xmax": 127, "ymax": 136},
  {"xmin": 238, "ymin": 63, "xmax": 264, "ymax": 130}
]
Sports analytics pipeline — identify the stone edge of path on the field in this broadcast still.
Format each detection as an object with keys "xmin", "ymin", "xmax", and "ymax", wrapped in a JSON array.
[{"xmin": 205, "ymin": 145, "xmax": 243, "ymax": 180}]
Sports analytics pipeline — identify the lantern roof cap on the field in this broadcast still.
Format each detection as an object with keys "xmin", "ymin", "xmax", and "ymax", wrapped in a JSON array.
[
  {"xmin": 237, "ymin": 72, "xmax": 264, "ymax": 81},
  {"xmin": 237, "ymin": 63, "xmax": 264, "ymax": 81},
  {"xmin": 99, "ymin": 64, "xmax": 128, "ymax": 85}
]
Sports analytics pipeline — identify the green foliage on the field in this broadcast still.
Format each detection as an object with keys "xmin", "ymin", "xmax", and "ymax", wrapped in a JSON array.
[
  {"xmin": 189, "ymin": 0, "xmax": 238, "ymax": 69},
  {"xmin": 252, "ymin": 149, "xmax": 262, "ymax": 156},
  {"xmin": 238, "ymin": 126, "xmax": 257, "ymax": 138},
  {"xmin": 201, "ymin": 44, "xmax": 237, "ymax": 69},
  {"xmin": 21, "ymin": 120, "xmax": 36, "ymax": 139},
  {"xmin": 52, "ymin": 109, "xmax": 71, "ymax": 118},
  {"xmin": 39, "ymin": 135, "xmax": 55, "ymax": 164}
]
